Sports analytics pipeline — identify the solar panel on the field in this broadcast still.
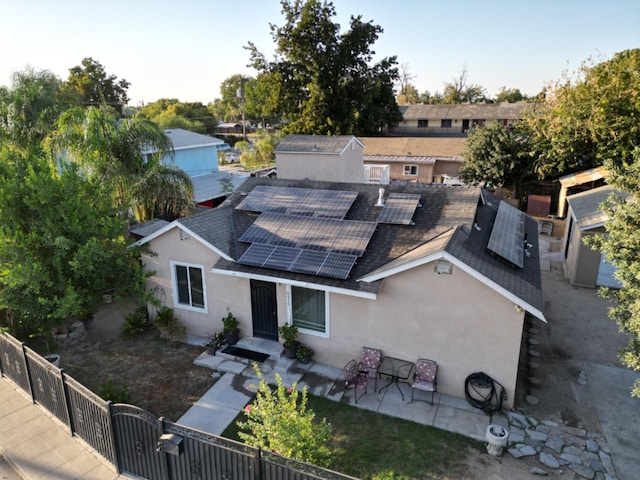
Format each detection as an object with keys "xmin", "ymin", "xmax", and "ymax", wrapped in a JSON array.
[
  {"xmin": 235, "ymin": 186, "xmax": 358, "ymax": 218},
  {"xmin": 239, "ymin": 212, "xmax": 376, "ymax": 257},
  {"xmin": 238, "ymin": 244, "xmax": 357, "ymax": 279},
  {"xmin": 487, "ymin": 201, "xmax": 525, "ymax": 268},
  {"xmin": 377, "ymin": 193, "xmax": 422, "ymax": 225}
]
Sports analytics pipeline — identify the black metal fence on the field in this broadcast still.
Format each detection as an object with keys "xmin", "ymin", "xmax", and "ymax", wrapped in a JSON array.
[{"xmin": 0, "ymin": 332, "xmax": 356, "ymax": 480}]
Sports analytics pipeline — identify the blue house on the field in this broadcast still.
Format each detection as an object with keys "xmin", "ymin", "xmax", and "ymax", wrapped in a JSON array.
[{"xmin": 153, "ymin": 128, "xmax": 225, "ymax": 177}]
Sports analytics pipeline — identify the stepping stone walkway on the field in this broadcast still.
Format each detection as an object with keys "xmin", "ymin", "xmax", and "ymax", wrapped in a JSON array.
[{"xmin": 505, "ymin": 411, "xmax": 620, "ymax": 479}]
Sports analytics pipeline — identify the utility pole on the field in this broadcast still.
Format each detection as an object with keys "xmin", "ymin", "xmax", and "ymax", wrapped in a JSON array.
[{"xmin": 237, "ymin": 80, "xmax": 246, "ymax": 142}]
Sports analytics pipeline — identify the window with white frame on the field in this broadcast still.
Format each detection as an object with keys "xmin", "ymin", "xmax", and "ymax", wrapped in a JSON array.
[
  {"xmin": 403, "ymin": 164, "xmax": 418, "ymax": 176},
  {"xmin": 171, "ymin": 262, "xmax": 206, "ymax": 311},
  {"xmin": 290, "ymin": 286, "xmax": 328, "ymax": 335}
]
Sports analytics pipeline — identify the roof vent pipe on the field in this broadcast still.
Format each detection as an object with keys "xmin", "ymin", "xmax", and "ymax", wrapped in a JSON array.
[{"xmin": 375, "ymin": 188, "xmax": 385, "ymax": 207}]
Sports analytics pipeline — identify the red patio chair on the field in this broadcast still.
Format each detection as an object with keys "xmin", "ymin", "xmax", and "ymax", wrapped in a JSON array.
[
  {"xmin": 342, "ymin": 359, "xmax": 371, "ymax": 404},
  {"xmin": 411, "ymin": 358, "xmax": 438, "ymax": 405}
]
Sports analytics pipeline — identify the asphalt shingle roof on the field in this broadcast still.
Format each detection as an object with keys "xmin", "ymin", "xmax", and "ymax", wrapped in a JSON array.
[
  {"xmin": 567, "ymin": 185, "xmax": 628, "ymax": 230},
  {"xmin": 399, "ymin": 102, "xmax": 533, "ymax": 120},
  {"xmin": 275, "ymin": 135, "xmax": 362, "ymax": 154},
  {"xmin": 172, "ymin": 177, "xmax": 543, "ymax": 316}
]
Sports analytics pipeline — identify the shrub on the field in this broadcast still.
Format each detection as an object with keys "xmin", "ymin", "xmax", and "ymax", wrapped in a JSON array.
[
  {"xmin": 237, "ymin": 365, "xmax": 331, "ymax": 467},
  {"xmin": 99, "ymin": 379, "xmax": 130, "ymax": 403},
  {"xmin": 121, "ymin": 306, "xmax": 153, "ymax": 339},
  {"xmin": 278, "ymin": 323, "xmax": 298, "ymax": 348},
  {"xmin": 221, "ymin": 310, "xmax": 239, "ymax": 332}
]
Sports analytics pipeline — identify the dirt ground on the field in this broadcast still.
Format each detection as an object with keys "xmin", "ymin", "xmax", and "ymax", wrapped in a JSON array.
[{"xmin": 54, "ymin": 234, "xmax": 631, "ymax": 480}]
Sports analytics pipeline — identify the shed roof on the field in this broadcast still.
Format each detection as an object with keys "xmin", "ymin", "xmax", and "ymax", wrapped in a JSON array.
[
  {"xmin": 567, "ymin": 185, "xmax": 627, "ymax": 230},
  {"xmin": 275, "ymin": 135, "xmax": 364, "ymax": 155},
  {"xmin": 164, "ymin": 128, "xmax": 224, "ymax": 150}
]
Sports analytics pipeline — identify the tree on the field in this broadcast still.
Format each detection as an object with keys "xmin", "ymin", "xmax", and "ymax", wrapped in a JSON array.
[
  {"xmin": 138, "ymin": 99, "xmax": 214, "ymax": 134},
  {"xmin": 246, "ymin": 0, "xmax": 402, "ymax": 135},
  {"xmin": 525, "ymin": 49, "xmax": 640, "ymax": 396},
  {"xmin": 395, "ymin": 63, "xmax": 419, "ymax": 104},
  {"xmin": 0, "ymin": 145, "xmax": 148, "ymax": 336},
  {"xmin": 442, "ymin": 67, "xmax": 487, "ymax": 104},
  {"xmin": 237, "ymin": 366, "xmax": 331, "ymax": 466},
  {"xmin": 0, "ymin": 67, "xmax": 65, "ymax": 148},
  {"xmin": 458, "ymin": 122, "xmax": 532, "ymax": 198},
  {"xmin": 63, "ymin": 57, "xmax": 130, "ymax": 110},
  {"xmin": 495, "ymin": 87, "xmax": 526, "ymax": 103},
  {"xmin": 47, "ymin": 106, "xmax": 193, "ymax": 221}
]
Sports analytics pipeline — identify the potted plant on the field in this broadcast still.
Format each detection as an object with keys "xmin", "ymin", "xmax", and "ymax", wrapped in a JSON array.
[
  {"xmin": 278, "ymin": 323, "xmax": 299, "ymax": 359},
  {"xmin": 296, "ymin": 343, "xmax": 314, "ymax": 364},
  {"xmin": 205, "ymin": 332, "xmax": 226, "ymax": 355},
  {"xmin": 222, "ymin": 310, "xmax": 240, "ymax": 345}
]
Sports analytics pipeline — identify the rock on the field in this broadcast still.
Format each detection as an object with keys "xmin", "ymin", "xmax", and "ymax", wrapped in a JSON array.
[
  {"xmin": 529, "ymin": 349, "xmax": 540, "ymax": 357},
  {"xmin": 540, "ymin": 452, "xmax": 560, "ymax": 469},
  {"xmin": 526, "ymin": 416, "xmax": 540, "ymax": 427},
  {"xmin": 598, "ymin": 451, "xmax": 615, "ymax": 475},
  {"xmin": 509, "ymin": 412, "xmax": 528, "ymax": 427},
  {"xmin": 569, "ymin": 463, "xmax": 596, "ymax": 479},
  {"xmin": 530, "ymin": 466, "xmax": 549, "ymax": 476},
  {"xmin": 542, "ymin": 420, "xmax": 560, "ymax": 428},
  {"xmin": 527, "ymin": 430, "xmax": 548, "ymax": 442},
  {"xmin": 529, "ymin": 327, "xmax": 539, "ymax": 335},
  {"xmin": 597, "ymin": 440, "xmax": 610, "ymax": 454},
  {"xmin": 564, "ymin": 426, "xmax": 587, "ymax": 437},
  {"xmin": 525, "ymin": 395, "xmax": 539, "ymax": 405},
  {"xmin": 545, "ymin": 435, "xmax": 564, "ymax": 453},
  {"xmin": 590, "ymin": 459, "xmax": 604, "ymax": 473},
  {"xmin": 563, "ymin": 445, "xmax": 584, "ymax": 457},
  {"xmin": 577, "ymin": 376, "xmax": 588, "ymax": 386},
  {"xmin": 520, "ymin": 445, "xmax": 537, "ymax": 456},
  {"xmin": 508, "ymin": 429, "xmax": 525, "ymax": 444},
  {"xmin": 528, "ymin": 337, "xmax": 540, "ymax": 345},
  {"xmin": 529, "ymin": 377, "xmax": 542, "ymax": 386},
  {"xmin": 586, "ymin": 439, "xmax": 600, "ymax": 453},
  {"xmin": 560, "ymin": 453, "xmax": 584, "ymax": 465},
  {"xmin": 508, "ymin": 448, "xmax": 526, "ymax": 458},
  {"xmin": 529, "ymin": 361, "xmax": 540, "ymax": 369}
]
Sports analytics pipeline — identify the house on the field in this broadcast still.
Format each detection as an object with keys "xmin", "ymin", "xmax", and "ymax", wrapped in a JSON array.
[
  {"xmin": 563, "ymin": 185, "xmax": 626, "ymax": 288},
  {"xmin": 135, "ymin": 135, "xmax": 545, "ymax": 408},
  {"xmin": 142, "ymin": 128, "xmax": 224, "ymax": 177},
  {"xmin": 394, "ymin": 102, "xmax": 531, "ymax": 136},
  {"xmin": 360, "ymin": 137, "xmax": 466, "ymax": 184}
]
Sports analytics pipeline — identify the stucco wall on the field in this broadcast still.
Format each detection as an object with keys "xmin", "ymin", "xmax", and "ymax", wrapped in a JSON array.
[
  {"xmin": 385, "ymin": 163, "xmax": 435, "ymax": 183},
  {"xmin": 276, "ymin": 145, "xmax": 364, "ymax": 183},
  {"xmin": 568, "ymin": 228, "xmax": 604, "ymax": 288}
]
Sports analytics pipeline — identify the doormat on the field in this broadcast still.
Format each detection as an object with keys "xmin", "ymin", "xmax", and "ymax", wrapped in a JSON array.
[{"xmin": 221, "ymin": 346, "xmax": 269, "ymax": 362}]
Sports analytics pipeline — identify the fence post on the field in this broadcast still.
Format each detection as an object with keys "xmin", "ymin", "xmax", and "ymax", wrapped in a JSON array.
[
  {"xmin": 59, "ymin": 369, "xmax": 74, "ymax": 435},
  {"xmin": 106, "ymin": 401, "xmax": 121, "ymax": 474},
  {"xmin": 21, "ymin": 343, "xmax": 35, "ymax": 403},
  {"xmin": 254, "ymin": 447, "xmax": 262, "ymax": 480}
]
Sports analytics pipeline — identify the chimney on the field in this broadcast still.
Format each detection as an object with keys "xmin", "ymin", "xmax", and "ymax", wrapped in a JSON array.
[{"xmin": 375, "ymin": 188, "xmax": 385, "ymax": 207}]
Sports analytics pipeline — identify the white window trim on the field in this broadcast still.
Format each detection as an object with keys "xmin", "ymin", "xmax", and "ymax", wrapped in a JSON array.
[
  {"xmin": 286, "ymin": 285, "xmax": 330, "ymax": 338},
  {"xmin": 403, "ymin": 164, "xmax": 418, "ymax": 176},
  {"xmin": 170, "ymin": 260, "xmax": 208, "ymax": 313}
]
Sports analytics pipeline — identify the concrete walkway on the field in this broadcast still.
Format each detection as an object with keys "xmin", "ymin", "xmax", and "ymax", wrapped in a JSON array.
[{"xmin": 0, "ymin": 378, "xmax": 125, "ymax": 480}]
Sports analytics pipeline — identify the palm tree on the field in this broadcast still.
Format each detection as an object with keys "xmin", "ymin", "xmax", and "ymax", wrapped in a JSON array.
[{"xmin": 47, "ymin": 106, "xmax": 193, "ymax": 221}]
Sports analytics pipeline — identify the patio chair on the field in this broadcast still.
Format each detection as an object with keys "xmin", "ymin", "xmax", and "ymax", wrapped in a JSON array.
[
  {"xmin": 411, "ymin": 358, "xmax": 438, "ymax": 405},
  {"xmin": 342, "ymin": 359, "xmax": 371, "ymax": 404},
  {"xmin": 359, "ymin": 346, "xmax": 382, "ymax": 390}
]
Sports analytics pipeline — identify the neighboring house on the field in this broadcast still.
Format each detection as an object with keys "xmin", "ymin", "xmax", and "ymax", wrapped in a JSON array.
[
  {"xmin": 191, "ymin": 170, "xmax": 251, "ymax": 208},
  {"xmin": 144, "ymin": 128, "xmax": 224, "ymax": 177},
  {"xmin": 394, "ymin": 102, "xmax": 531, "ymax": 136},
  {"xmin": 135, "ymin": 135, "xmax": 544, "ymax": 408},
  {"xmin": 563, "ymin": 185, "xmax": 626, "ymax": 288},
  {"xmin": 360, "ymin": 137, "xmax": 466, "ymax": 184}
]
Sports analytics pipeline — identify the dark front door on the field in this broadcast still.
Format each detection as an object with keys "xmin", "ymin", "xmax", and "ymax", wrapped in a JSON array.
[
  {"xmin": 250, "ymin": 280, "xmax": 278, "ymax": 341},
  {"xmin": 462, "ymin": 119, "xmax": 470, "ymax": 132}
]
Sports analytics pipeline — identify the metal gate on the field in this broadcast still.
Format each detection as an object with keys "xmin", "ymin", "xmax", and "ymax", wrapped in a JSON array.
[{"xmin": 112, "ymin": 404, "xmax": 169, "ymax": 479}]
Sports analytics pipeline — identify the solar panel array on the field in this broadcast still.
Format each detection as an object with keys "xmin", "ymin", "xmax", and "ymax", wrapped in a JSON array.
[
  {"xmin": 377, "ymin": 193, "xmax": 422, "ymax": 225},
  {"xmin": 238, "ymin": 244, "xmax": 358, "ymax": 280},
  {"xmin": 235, "ymin": 185, "xmax": 358, "ymax": 218},
  {"xmin": 487, "ymin": 201, "xmax": 525, "ymax": 268},
  {"xmin": 239, "ymin": 212, "xmax": 377, "ymax": 256}
]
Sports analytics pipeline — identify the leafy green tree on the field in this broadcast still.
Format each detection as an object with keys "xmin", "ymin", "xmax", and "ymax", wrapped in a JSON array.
[
  {"xmin": 210, "ymin": 74, "xmax": 251, "ymax": 123},
  {"xmin": 0, "ymin": 146, "xmax": 147, "ymax": 336},
  {"xmin": 237, "ymin": 130, "xmax": 284, "ymax": 171},
  {"xmin": 418, "ymin": 90, "xmax": 444, "ymax": 104},
  {"xmin": 237, "ymin": 366, "xmax": 332, "ymax": 467},
  {"xmin": 63, "ymin": 57, "xmax": 130, "ymax": 110},
  {"xmin": 442, "ymin": 67, "xmax": 487, "ymax": 104},
  {"xmin": 47, "ymin": 106, "xmax": 193, "ymax": 221},
  {"xmin": 138, "ymin": 98, "xmax": 214, "ymax": 133},
  {"xmin": 458, "ymin": 123, "xmax": 532, "ymax": 198},
  {"xmin": 495, "ymin": 87, "xmax": 527, "ymax": 103},
  {"xmin": 0, "ymin": 67, "xmax": 65, "ymax": 147},
  {"xmin": 246, "ymin": 0, "xmax": 402, "ymax": 135},
  {"xmin": 244, "ymin": 73, "xmax": 282, "ymax": 127}
]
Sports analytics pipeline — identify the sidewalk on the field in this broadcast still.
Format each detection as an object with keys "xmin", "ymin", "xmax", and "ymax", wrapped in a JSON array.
[{"xmin": 0, "ymin": 379, "xmax": 124, "ymax": 480}]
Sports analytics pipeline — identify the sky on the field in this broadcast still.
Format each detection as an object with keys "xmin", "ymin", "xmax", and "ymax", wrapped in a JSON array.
[{"xmin": 1, "ymin": 0, "xmax": 638, "ymax": 106}]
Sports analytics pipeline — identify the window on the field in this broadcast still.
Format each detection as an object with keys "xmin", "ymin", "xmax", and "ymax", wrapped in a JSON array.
[
  {"xmin": 472, "ymin": 119, "xmax": 486, "ymax": 127},
  {"xmin": 441, "ymin": 119, "xmax": 452, "ymax": 128},
  {"xmin": 403, "ymin": 165, "xmax": 418, "ymax": 176},
  {"xmin": 171, "ymin": 262, "xmax": 206, "ymax": 311},
  {"xmin": 417, "ymin": 119, "xmax": 428, "ymax": 128},
  {"xmin": 290, "ymin": 286, "xmax": 328, "ymax": 335}
]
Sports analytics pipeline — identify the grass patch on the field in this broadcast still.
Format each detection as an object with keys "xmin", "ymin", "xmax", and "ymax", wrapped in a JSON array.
[{"xmin": 224, "ymin": 393, "xmax": 481, "ymax": 479}]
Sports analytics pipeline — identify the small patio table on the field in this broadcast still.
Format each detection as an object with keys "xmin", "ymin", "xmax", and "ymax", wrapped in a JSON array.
[{"xmin": 377, "ymin": 356, "xmax": 414, "ymax": 401}]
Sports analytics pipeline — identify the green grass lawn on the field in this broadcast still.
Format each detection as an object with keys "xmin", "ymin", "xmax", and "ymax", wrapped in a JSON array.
[{"xmin": 223, "ymin": 393, "xmax": 481, "ymax": 480}]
